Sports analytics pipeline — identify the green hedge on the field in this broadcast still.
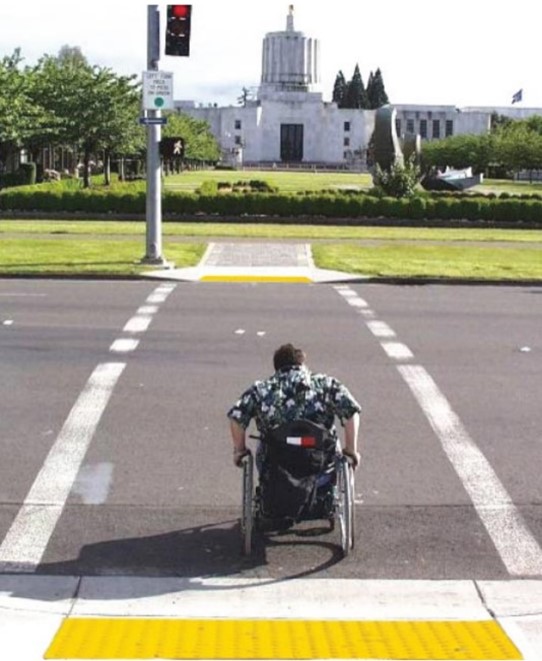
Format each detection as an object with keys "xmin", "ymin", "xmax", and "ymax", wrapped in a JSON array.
[{"xmin": 2, "ymin": 186, "xmax": 542, "ymax": 225}]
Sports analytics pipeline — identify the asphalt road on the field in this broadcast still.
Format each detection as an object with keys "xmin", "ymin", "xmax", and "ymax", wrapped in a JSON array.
[{"xmin": 1, "ymin": 279, "xmax": 541, "ymax": 581}]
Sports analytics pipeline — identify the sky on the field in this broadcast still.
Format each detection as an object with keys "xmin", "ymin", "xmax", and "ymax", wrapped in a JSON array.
[{"xmin": 1, "ymin": 0, "xmax": 540, "ymax": 110}]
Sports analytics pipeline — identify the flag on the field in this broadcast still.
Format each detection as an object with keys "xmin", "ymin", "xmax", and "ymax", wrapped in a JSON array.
[{"xmin": 512, "ymin": 88, "xmax": 523, "ymax": 104}]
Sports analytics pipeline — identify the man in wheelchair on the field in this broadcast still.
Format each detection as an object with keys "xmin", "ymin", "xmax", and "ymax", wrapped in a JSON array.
[{"xmin": 228, "ymin": 343, "xmax": 361, "ymax": 530}]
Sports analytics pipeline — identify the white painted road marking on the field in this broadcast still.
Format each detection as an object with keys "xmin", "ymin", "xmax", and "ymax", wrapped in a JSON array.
[
  {"xmin": 366, "ymin": 320, "xmax": 396, "ymax": 338},
  {"xmin": 399, "ymin": 364, "xmax": 542, "ymax": 577},
  {"xmin": 110, "ymin": 338, "xmax": 140, "ymax": 354},
  {"xmin": 335, "ymin": 285, "xmax": 542, "ymax": 577},
  {"xmin": 381, "ymin": 341, "xmax": 414, "ymax": 360},
  {"xmin": 0, "ymin": 283, "xmax": 179, "ymax": 573},
  {"xmin": 123, "ymin": 315, "xmax": 152, "ymax": 333},
  {"xmin": 146, "ymin": 284, "xmax": 176, "ymax": 304},
  {"xmin": 137, "ymin": 305, "xmax": 159, "ymax": 315},
  {"xmin": 0, "ymin": 362, "xmax": 125, "ymax": 572}
]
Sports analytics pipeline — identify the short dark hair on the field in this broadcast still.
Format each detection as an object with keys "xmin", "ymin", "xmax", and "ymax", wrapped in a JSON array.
[{"xmin": 273, "ymin": 343, "xmax": 306, "ymax": 371}]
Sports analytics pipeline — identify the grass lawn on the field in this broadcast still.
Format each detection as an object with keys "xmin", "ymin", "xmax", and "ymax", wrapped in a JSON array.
[
  {"xmin": 312, "ymin": 243, "xmax": 542, "ymax": 280},
  {"xmin": 3, "ymin": 219, "xmax": 542, "ymax": 243},
  {"xmin": 163, "ymin": 169, "xmax": 372, "ymax": 192},
  {"xmin": 473, "ymin": 178, "xmax": 542, "ymax": 195},
  {"xmin": 0, "ymin": 238, "xmax": 205, "ymax": 276},
  {"xmin": 161, "ymin": 170, "xmax": 542, "ymax": 195},
  {"xmin": 10, "ymin": 170, "xmax": 542, "ymax": 196},
  {"xmin": 3, "ymin": 169, "xmax": 542, "ymax": 280},
  {"xmin": 1, "ymin": 225, "xmax": 541, "ymax": 280}
]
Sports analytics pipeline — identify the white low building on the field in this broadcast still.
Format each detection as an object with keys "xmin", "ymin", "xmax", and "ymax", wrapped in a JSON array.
[{"xmin": 176, "ymin": 7, "xmax": 541, "ymax": 168}]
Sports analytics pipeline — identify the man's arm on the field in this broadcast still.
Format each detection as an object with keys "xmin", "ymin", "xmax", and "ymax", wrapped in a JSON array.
[
  {"xmin": 343, "ymin": 412, "xmax": 361, "ymax": 469},
  {"xmin": 230, "ymin": 419, "xmax": 250, "ymax": 467}
]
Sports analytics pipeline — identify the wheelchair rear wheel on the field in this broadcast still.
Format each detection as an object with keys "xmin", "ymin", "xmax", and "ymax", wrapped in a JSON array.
[
  {"xmin": 241, "ymin": 453, "xmax": 254, "ymax": 555},
  {"xmin": 336, "ymin": 456, "xmax": 355, "ymax": 555}
]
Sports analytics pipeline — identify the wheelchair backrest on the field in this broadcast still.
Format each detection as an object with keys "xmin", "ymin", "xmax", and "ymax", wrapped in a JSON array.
[
  {"xmin": 261, "ymin": 419, "xmax": 336, "ymax": 479},
  {"xmin": 265, "ymin": 418, "xmax": 334, "ymax": 449},
  {"xmin": 258, "ymin": 419, "xmax": 336, "ymax": 521}
]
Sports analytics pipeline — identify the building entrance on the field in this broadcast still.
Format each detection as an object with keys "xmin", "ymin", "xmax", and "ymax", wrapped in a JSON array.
[{"xmin": 280, "ymin": 124, "xmax": 304, "ymax": 162}]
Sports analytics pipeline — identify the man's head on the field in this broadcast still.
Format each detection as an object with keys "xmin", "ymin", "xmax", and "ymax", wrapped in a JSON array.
[{"xmin": 273, "ymin": 343, "xmax": 306, "ymax": 371}]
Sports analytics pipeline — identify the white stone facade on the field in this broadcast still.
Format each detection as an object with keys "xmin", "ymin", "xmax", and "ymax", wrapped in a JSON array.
[
  {"xmin": 188, "ymin": 96, "xmax": 375, "ymax": 166},
  {"xmin": 176, "ymin": 7, "xmax": 540, "ymax": 168}
]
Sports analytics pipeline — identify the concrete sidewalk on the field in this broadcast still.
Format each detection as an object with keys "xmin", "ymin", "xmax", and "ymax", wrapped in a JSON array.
[
  {"xmin": 2, "ymin": 575, "xmax": 542, "ymax": 660},
  {"xmin": 146, "ymin": 242, "xmax": 364, "ymax": 283}
]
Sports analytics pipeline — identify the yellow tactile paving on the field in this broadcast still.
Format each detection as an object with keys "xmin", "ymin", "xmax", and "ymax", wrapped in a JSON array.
[
  {"xmin": 199, "ymin": 275, "xmax": 313, "ymax": 283},
  {"xmin": 44, "ymin": 618, "xmax": 523, "ymax": 660}
]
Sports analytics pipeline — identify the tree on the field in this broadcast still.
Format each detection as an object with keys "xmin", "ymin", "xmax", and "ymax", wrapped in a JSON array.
[
  {"xmin": 345, "ymin": 64, "xmax": 368, "ymax": 109},
  {"xmin": 163, "ymin": 111, "xmax": 220, "ymax": 163},
  {"xmin": 493, "ymin": 123, "xmax": 542, "ymax": 176},
  {"xmin": 332, "ymin": 70, "xmax": 347, "ymax": 107},
  {"xmin": 30, "ymin": 54, "xmax": 142, "ymax": 186},
  {"xmin": 0, "ymin": 50, "xmax": 46, "ymax": 166},
  {"xmin": 56, "ymin": 45, "xmax": 88, "ymax": 68},
  {"xmin": 367, "ymin": 68, "xmax": 389, "ymax": 109},
  {"xmin": 237, "ymin": 87, "xmax": 253, "ymax": 107},
  {"xmin": 421, "ymin": 133, "xmax": 495, "ymax": 174},
  {"xmin": 490, "ymin": 112, "xmax": 513, "ymax": 133}
]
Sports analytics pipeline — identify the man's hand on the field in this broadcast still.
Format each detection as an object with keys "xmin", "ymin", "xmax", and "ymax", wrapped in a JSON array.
[
  {"xmin": 343, "ymin": 448, "xmax": 361, "ymax": 470},
  {"xmin": 233, "ymin": 448, "xmax": 250, "ymax": 468}
]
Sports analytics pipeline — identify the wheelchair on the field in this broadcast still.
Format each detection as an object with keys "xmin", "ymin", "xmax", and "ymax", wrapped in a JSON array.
[{"xmin": 240, "ymin": 419, "xmax": 355, "ymax": 557}]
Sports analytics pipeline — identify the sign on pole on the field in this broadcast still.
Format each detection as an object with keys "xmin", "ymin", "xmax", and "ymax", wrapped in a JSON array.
[
  {"xmin": 142, "ymin": 70, "xmax": 174, "ymax": 110},
  {"xmin": 139, "ymin": 116, "xmax": 168, "ymax": 126}
]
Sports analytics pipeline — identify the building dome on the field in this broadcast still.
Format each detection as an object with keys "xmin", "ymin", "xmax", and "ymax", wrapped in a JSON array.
[{"xmin": 259, "ymin": 6, "xmax": 320, "ymax": 98}]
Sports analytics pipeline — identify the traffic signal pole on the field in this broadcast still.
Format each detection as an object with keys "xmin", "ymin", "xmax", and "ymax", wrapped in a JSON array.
[{"xmin": 142, "ymin": 5, "xmax": 168, "ymax": 266}]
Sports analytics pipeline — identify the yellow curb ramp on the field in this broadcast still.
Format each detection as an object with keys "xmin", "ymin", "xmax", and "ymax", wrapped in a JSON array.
[
  {"xmin": 45, "ymin": 617, "xmax": 522, "ymax": 660},
  {"xmin": 200, "ymin": 274, "xmax": 313, "ymax": 283}
]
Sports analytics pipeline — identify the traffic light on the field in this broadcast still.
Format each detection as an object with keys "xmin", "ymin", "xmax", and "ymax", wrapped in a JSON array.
[
  {"xmin": 160, "ymin": 137, "xmax": 185, "ymax": 159},
  {"xmin": 165, "ymin": 5, "xmax": 192, "ymax": 57}
]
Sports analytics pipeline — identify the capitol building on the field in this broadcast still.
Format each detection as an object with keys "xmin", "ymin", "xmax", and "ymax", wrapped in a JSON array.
[{"xmin": 177, "ymin": 6, "xmax": 541, "ymax": 168}]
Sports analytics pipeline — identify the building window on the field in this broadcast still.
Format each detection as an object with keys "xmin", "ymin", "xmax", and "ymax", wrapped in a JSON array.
[
  {"xmin": 445, "ymin": 119, "xmax": 454, "ymax": 137},
  {"xmin": 234, "ymin": 119, "xmax": 242, "ymax": 130},
  {"xmin": 395, "ymin": 119, "xmax": 401, "ymax": 136},
  {"xmin": 344, "ymin": 121, "xmax": 351, "ymax": 132},
  {"xmin": 406, "ymin": 119, "xmax": 415, "ymax": 134},
  {"xmin": 344, "ymin": 137, "xmax": 350, "ymax": 147},
  {"xmin": 428, "ymin": 111, "xmax": 433, "ymax": 119},
  {"xmin": 234, "ymin": 135, "xmax": 242, "ymax": 145},
  {"xmin": 432, "ymin": 119, "xmax": 440, "ymax": 139},
  {"xmin": 420, "ymin": 119, "xmax": 427, "ymax": 138}
]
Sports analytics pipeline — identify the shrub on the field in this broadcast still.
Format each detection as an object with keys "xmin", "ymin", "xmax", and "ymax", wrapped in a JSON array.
[
  {"xmin": 3, "ymin": 182, "xmax": 542, "ymax": 225},
  {"xmin": 372, "ymin": 160, "xmax": 421, "ymax": 198},
  {"xmin": 407, "ymin": 196, "xmax": 427, "ymax": 220},
  {"xmin": 248, "ymin": 179, "xmax": 277, "ymax": 193},
  {"xmin": 199, "ymin": 181, "xmax": 219, "ymax": 194}
]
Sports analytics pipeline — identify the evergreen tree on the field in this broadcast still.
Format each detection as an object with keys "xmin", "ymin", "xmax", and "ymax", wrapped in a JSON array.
[
  {"xmin": 366, "ymin": 71, "xmax": 374, "ymax": 104},
  {"xmin": 56, "ymin": 45, "xmax": 88, "ymax": 68},
  {"xmin": 345, "ymin": 64, "xmax": 368, "ymax": 109},
  {"xmin": 332, "ymin": 70, "xmax": 347, "ymax": 107},
  {"xmin": 367, "ymin": 68, "xmax": 389, "ymax": 109}
]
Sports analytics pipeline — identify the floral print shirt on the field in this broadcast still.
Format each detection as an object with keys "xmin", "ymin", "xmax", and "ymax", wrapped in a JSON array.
[{"xmin": 227, "ymin": 365, "xmax": 361, "ymax": 439}]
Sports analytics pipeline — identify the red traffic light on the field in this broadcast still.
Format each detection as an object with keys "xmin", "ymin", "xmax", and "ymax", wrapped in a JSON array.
[
  {"xmin": 166, "ymin": 4, "xmax": 192, "ymax": 56},
  {"xmin": 172, "ymin": 5, "xmax": 189, "ymax": 18}
]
